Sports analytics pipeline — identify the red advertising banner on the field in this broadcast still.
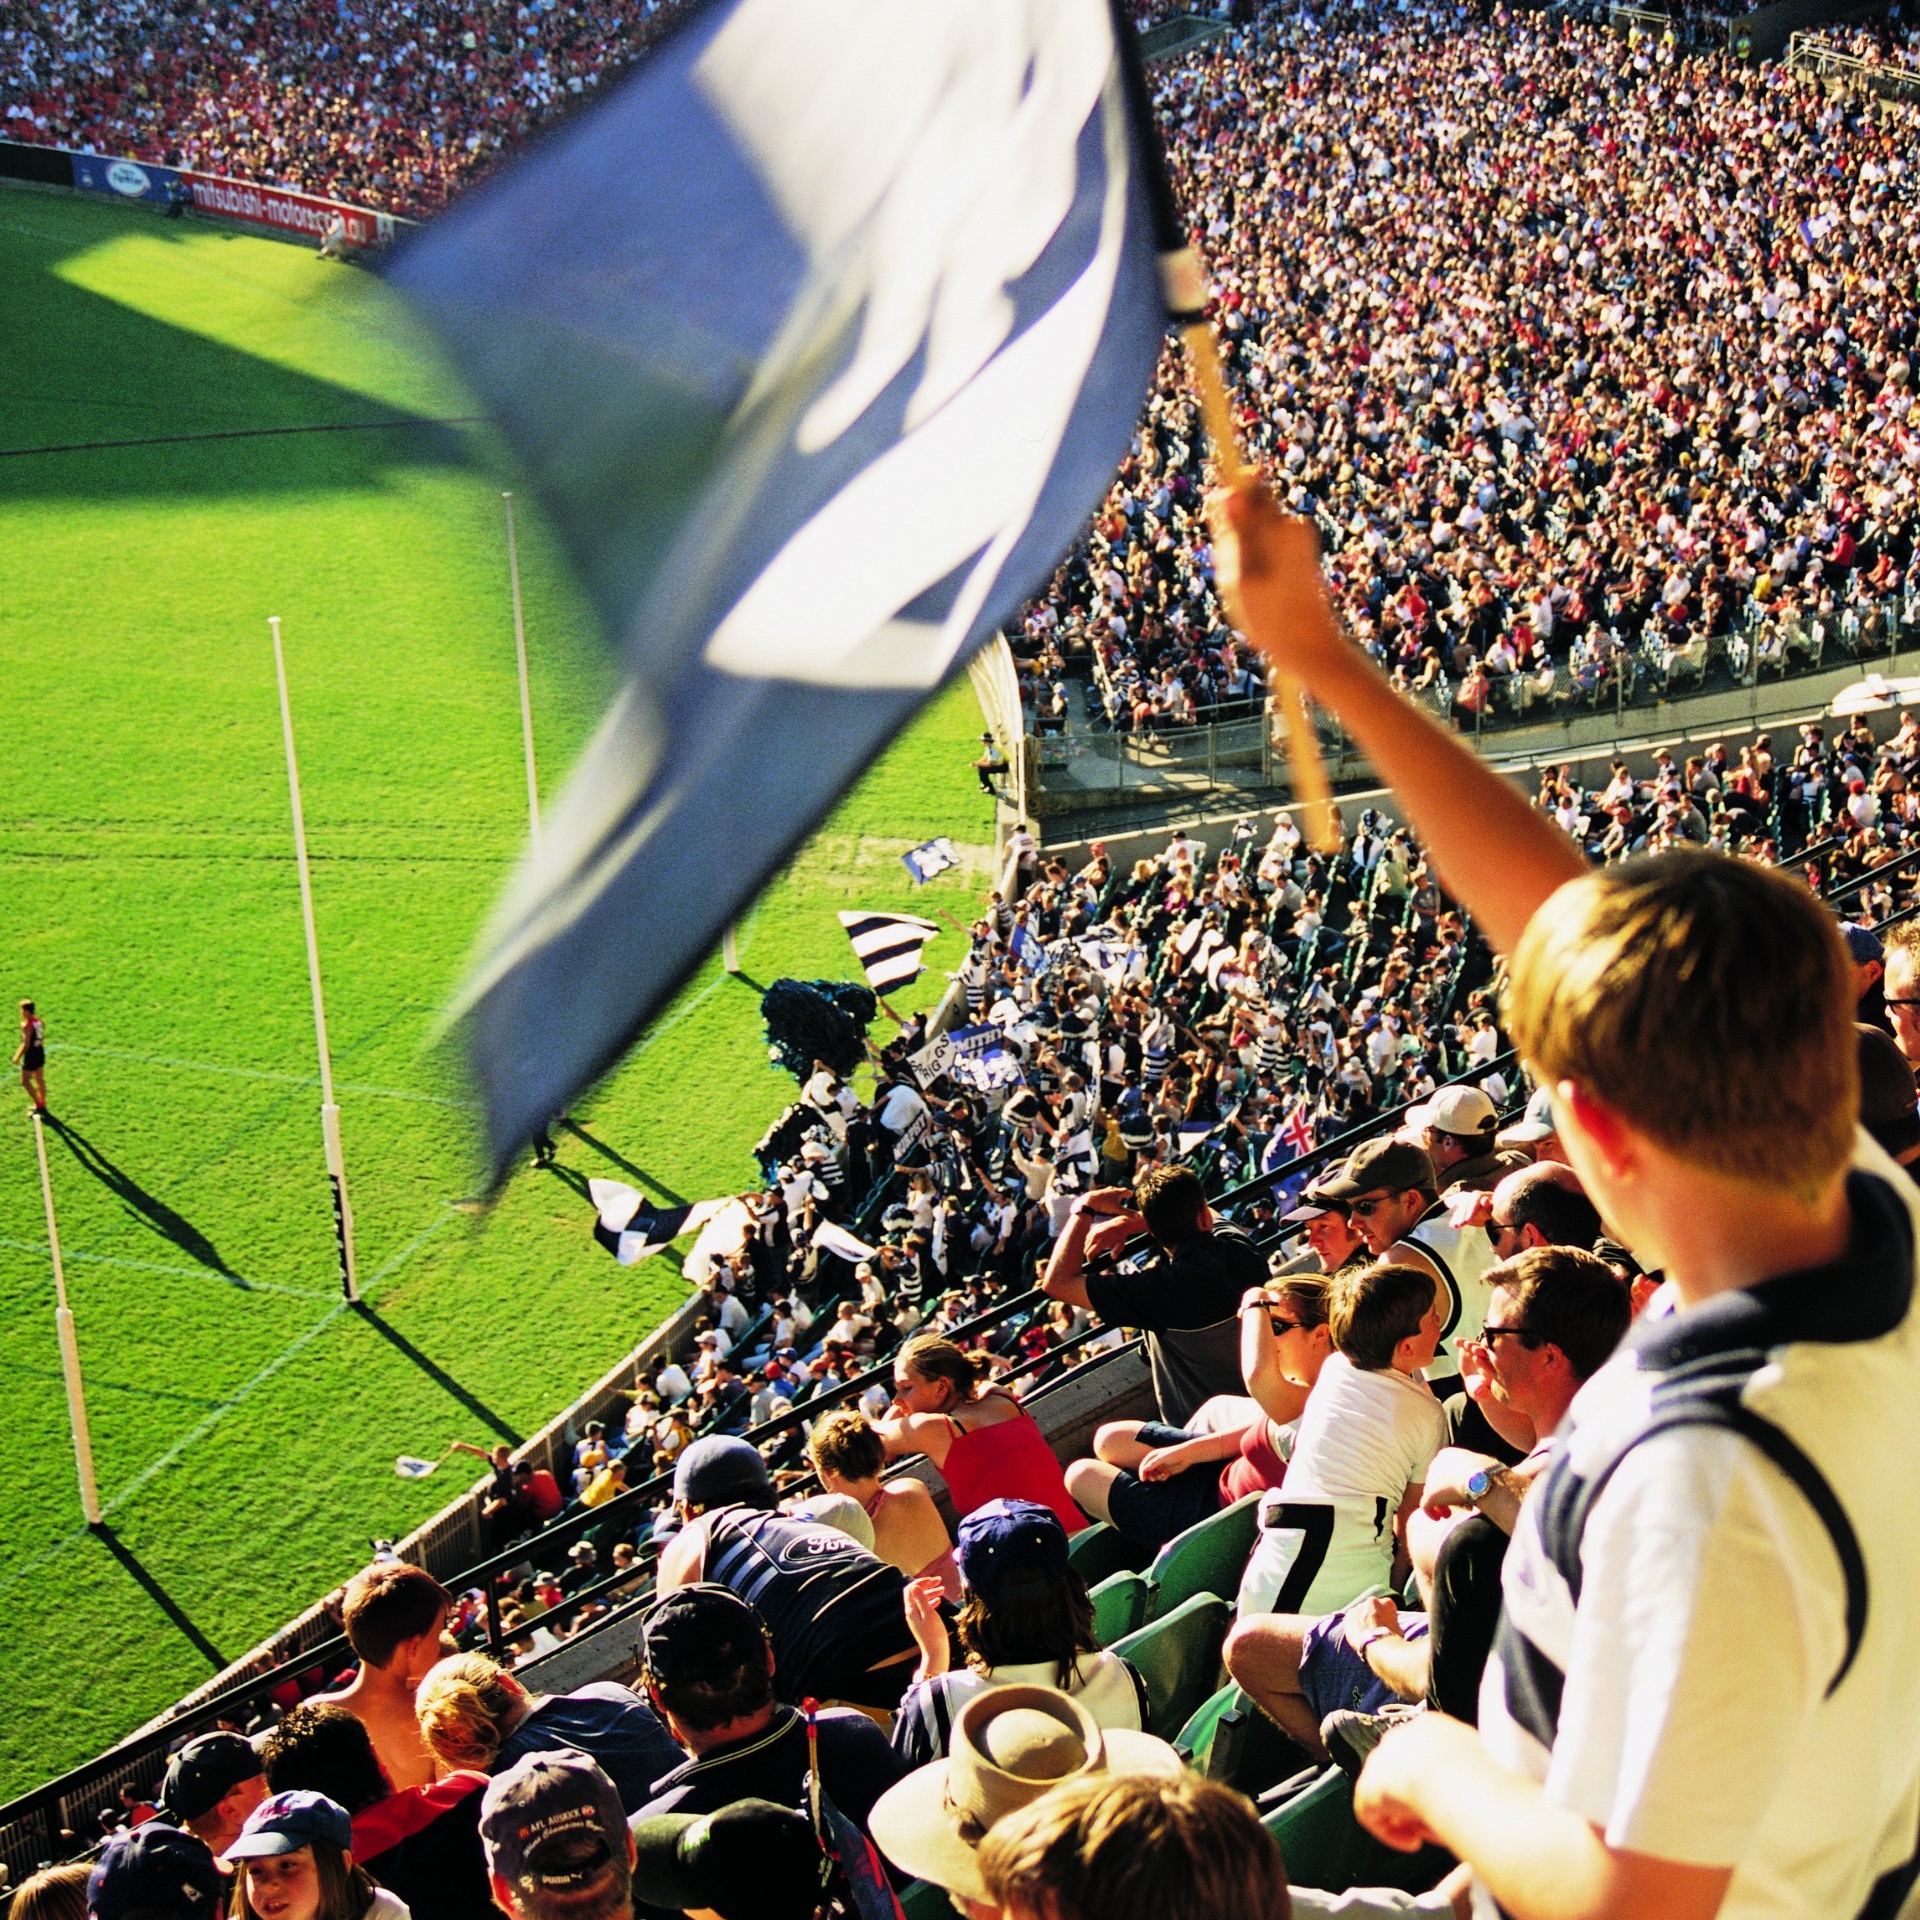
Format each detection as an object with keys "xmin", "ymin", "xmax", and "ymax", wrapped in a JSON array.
[{"xmin": 182, "ymin": 171, "xmax": 399, "ymax": 249}]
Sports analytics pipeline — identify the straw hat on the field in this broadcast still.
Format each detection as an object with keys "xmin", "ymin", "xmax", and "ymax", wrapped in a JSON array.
[{"xmin": 867, "ymin": 1686, "xmax": 1182, "ymax": 1901}]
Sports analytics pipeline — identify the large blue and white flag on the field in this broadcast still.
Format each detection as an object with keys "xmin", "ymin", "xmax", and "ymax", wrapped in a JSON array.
[
  {"xmin": 390, "ymin": 0, "xmax": 1173, "ymax": 1178},
  {"xmin": 902, "ymin": 837, "xmax": 961, "ymax": 886}
]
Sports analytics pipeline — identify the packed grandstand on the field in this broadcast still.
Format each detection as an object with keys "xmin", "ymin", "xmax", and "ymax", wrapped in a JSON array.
[{"xmin": 10, "ymin": 3, "xmax": 1920, "ymax": 1920}]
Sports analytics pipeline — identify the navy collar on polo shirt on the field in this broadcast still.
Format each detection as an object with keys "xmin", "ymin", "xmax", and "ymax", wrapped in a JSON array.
[{"xmin": 1631, "ymin": 1169, "xmax": 1915, "ymax": 1374}]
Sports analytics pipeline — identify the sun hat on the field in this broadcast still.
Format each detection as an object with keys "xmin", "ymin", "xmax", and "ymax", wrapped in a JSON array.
[
  {"xmin": 867, "ymin": 1686, "xmax": 1181, "ymax": 1901},
  {"xmin": 628, "ymin": 1800, "xmax": 825, "ymax": 1920}
]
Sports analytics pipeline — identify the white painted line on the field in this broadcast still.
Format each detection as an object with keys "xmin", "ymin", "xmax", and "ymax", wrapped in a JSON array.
[{"xmin": 48, "ymin": 1041, "xmax": 476, "ymax": 1110}]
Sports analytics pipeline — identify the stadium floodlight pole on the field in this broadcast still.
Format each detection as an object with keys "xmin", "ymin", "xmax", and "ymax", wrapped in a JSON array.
[
  {"xmin": 32, "ymin": 1107, "xmax": 101, "ymax": 1526},
  {"xmin": 502, "ymin": 493, "xmax": 542, "ymax": 856},
  {"xmin": 270, "ymin": 616, "xmax": 360, "ymax": 1304}
]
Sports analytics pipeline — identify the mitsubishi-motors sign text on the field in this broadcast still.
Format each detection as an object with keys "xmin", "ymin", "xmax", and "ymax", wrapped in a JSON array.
[{"xmin": 183, "ymin": 171, "xmax": 396, "ymax": 247}]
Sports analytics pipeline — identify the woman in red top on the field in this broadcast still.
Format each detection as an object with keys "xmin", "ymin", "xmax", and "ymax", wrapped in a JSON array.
[{"xmin": 871, "ymin": 1335, "xmax": 1088, "ymax": 1535}]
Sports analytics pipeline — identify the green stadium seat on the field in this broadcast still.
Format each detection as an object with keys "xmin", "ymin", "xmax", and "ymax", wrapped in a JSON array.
[
  {"xmin": 1088, "ymin": 1568, "xmax": 1149, "ymax": 1645},
  {"xmin": 1144, "ymin": 1491, "xmax": 1262, "ymax": 1620},
  {"xmin": 1262, "ymin": 1766, "xmax": 1457, "ymax": 1895},
  {"xmin": 1067, "ymin": 1520, "xmax": 1150, "ymax": 1586},
  {"xmin": 1110, "ymin": 1592, "xmax": 1230, "ymax": 1736},
  {"xmin": 898, "ymin": 1879, "xmax": 955, "ymax": 1920},
  {"xmin": 1176, "ymin": 1682, "xmax": 1315, "ymax": 1798}
]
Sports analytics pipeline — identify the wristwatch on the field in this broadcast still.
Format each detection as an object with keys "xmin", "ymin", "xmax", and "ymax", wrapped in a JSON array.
[{"xmin": 1465, "ymin": 1465, "xmax": 1497, "ymax": 1503}]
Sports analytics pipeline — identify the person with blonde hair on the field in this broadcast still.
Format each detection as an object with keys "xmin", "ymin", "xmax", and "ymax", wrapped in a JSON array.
[
  {"xmin": 807, "ymin": 1405, "xmax": 958, "ymax": 1599},
  {"xmin": 1208, "ymin": 478, "xmax": 1920, "ymax": 1920},
  {"xmin": 414, "ymin": 1651, "xmax": 676, "ymax": 1812},
  {"xmin": 869, "ymin": 1334, "xmax": 1085, "ymax": 1535},
  {"xmin": 7, "ymin": 1862, "xmax": 89, "ymax": 1920}
]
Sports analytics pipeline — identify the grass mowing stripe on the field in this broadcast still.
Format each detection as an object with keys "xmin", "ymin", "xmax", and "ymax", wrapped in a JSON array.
[{"xmin": 0, "ymin": 192, "xmax": 991, "ymax": 1796}]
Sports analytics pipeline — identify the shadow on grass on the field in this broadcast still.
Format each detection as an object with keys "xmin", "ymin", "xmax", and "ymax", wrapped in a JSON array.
[
  {"xmin": 94, "ymin": 1523, "xmax": 228, "ymax": 1671},
  {"xmin": 350, "ymin": 1303, "xmax": 522, "ymax": 1446},
  {"xmin": 45, "ymin": 1116, "xmax": 248, "ymax": 1285},
  {"xmin": 557, "ymin": 1121, "xmax": 687, "ymax": 1205}
]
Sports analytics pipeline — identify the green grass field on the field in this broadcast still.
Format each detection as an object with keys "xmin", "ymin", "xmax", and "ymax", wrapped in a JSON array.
[{"xmin": 0, "ymin": 191, "xmax": 994, "ymax": 1799}]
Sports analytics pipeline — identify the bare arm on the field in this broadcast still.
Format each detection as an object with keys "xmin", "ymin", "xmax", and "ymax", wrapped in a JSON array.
[
  {"xmin": 1355, "ymin": 1715, "xmax": 1734, "ymax": 1920},
  {"xmin": 1041, "ymin": 1191, "xmax": 1139, "ymax": 1309},
  {"xmin": 653, "ymin": 1515, "xmax": 709, "ymax": 1593},
  {"xmin": 868, "ymin": 1410, "xmax": 955, "ymax": 1470},
  {"xmin": 1208, "ymin": 486, "xmax": 1588, "ymax": 955},
  {"xmin": 1239, "ymin": 1291, "xmax": 1310, "ymax": 1427}
]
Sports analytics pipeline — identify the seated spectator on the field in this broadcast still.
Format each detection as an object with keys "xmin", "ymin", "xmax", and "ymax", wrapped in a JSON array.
[
  {"xmin": 308, "ymin": 1565, "xmax": 452, "ymax": 1791},
  {"xmin": 478, "ymin": 1755, "xmax": 633, "ymax": 1920},
  {"xmin": 158, "ymin": 1731, "xmax": 266, "ymax": 1858},
  {"xmin": 628, "ymin": 1801, "xmax": 846, "ymax": 1920},
  {"xmin": 10, "ymin": 1863, "xmax": 89, "ymax": 1920},
  {"xmin": 976, "ymin": 1773, "xmax": 1292, "ymax": 1920},
  {"xmin": 223, "ymin": 1791, "xmax": 406, "ymax": 1920},
  {"xmin": 893, "ymin": 1500, "xmax": 1146, "ymax": 1768},
  {"xmin": 867, "ymin": 1687, "xmax": 1182, "ymax": 1916},
  {"xmin": 870, "ymin": 1335, "xmax": 1086, "ymax": 1537},
  {"xmin": 579, "ymin": 1458, "xmax": 629, "ymax": 1508},
  {"xmin": 630, "ymin": 1586, "xmax": 903, "ymax": 1830},
  {"xmin": 653, "ymin": 1437, "xmax": 918, "ymax": 1712},
  {"xmin": 1065, "ymin": 1277, "xmax": 1332, "ymax": 1550},
  {"xmin": 807, "ymin": 1407, "xmax": 960, "ymax": 1598},
  {"xmin": 1225, "ymin": 1247, "xmax": 1630, "ymax": 1767},
  {"xmin": 86, "ymin": 1827, "xmax": 228, "ymax": 1920},
  {"xmin": 1042, "ymin": 1165, "xmax": 1266, "ymax": 1425},
  {"xmin": 1403, "ymin": 1084, "xmax": 1524, "ymax": 1193},
  {"xmin": 259, "ymin": 1702, "xmax": 489, "ymax": 1920},
  {"xmin": 414, "ymin": 1652, "xmax": 680, "ymax": 1814}
]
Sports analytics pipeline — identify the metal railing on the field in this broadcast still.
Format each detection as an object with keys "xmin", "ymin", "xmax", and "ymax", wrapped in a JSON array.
[{"xmin": 1788, "ymin": 30, "xmax": 1920, "ymax": 101}]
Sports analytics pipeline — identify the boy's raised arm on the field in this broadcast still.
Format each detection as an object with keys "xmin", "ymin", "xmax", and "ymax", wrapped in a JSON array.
[{"xmin": 1208, "ymin": 482, "xmax": 1589, "ymax": 956}]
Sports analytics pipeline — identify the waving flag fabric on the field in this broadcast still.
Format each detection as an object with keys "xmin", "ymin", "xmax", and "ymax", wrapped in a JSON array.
[
  {"xmin": 839, "ymin": 910, "xmax": 940, "ymax": 996},
  {"xmin": 389, "ymin": 0, "xmax": 1172, "ymax": 1180},
  {"xmin": 588, "ymin": 1178, "xmax": 726, "ymax": 1265},
  {"xmin": 902, "ymin": 837, "xmax": 961, "ymax": 886}
]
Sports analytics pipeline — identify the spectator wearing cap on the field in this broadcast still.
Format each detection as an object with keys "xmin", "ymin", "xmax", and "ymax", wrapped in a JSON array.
[
  {"xmin": 224, "ymin": 1791, "xmax": 404, "ymax": 1920},
  {"xmin": 653, "ymin": 1436, "xmax": 918, "ymax": 1712},
  {"xmin": 892, "ymin": 1501, "xmax": 1146, "ymax": 1768},
  {"xmin": 628, "ymin": 1585, "xmax": 903, "ymax": 1831},
  {"xmin": 1316, "ymin": 1136, "xmax": 1498, "ymax": 1387},
  {"xmin": 807, "ymin": 1408, "xmax": 960, "ymax": 1599},
  {"xmin": 1844, "ymin": 924, "xmax": 1894, "ymax": 1039},
  {"xmin": 627, "ymin": 1801, "xmax": 841, "ymax": 1920},
  {"xmin": 1269, "ymin": 1179, "xmax": 1367, "ymax": 1279},
  {"xmin": 88, "ymin": 1826, "xmax": 227, "ymax": 1920},
  {"xmin": 259, "ymin": 1702, "xmax": 489, "ymax": 1920},
  {"xmin": 479, "ymin": 1754, "xmax": 632, "ymax": 1920},
  {"xmin": 1042, "ymin": 1164, "xmax": 1266, "ymax": 1425},
  {"xmin": 309, "ymin": 1565, "xmax": 453, "ymax": 1791},
  {"xmin": 1402, "ymin": 1085, "xmax": 1524, "ymax": 1194},
  {"xmin": 1496, "ymin": 1085, "xmax": 1564, "ymax": 1164},
  {"xmin": 160, "ymin": 1732, "xmax": 266, "ymax": 1860},
  {"xmin": 1859, "ymin": 1025, "xmax": 1920, "ymax": 1170},
  {"xmin": 867, "ymin": 1687, "xmax": 1183, "ymax": 1917},
  {"xmin": 415, "ymin": 1652, "xmax": 680, "ymax": 1815}
]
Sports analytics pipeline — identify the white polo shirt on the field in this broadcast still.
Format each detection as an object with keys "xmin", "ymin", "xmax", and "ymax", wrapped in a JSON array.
[{"xmin": 1478, "ymin": 1138, "xmax": 1920, "ymax": 1919}]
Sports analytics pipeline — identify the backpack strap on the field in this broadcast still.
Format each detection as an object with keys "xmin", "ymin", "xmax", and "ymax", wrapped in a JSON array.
[{"xmin": 1542, "ymin": 1376, "xmax": 1867, "ymax": 1698}]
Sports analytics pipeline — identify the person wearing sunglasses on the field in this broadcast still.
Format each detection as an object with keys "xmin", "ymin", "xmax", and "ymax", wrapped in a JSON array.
[{"xmin": 1881, "ymin": 920, "xmax": 1920, "ymax": 1073}]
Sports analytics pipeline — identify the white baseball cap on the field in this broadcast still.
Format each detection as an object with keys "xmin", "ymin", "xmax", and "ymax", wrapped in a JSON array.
[{"xmin": 1404, "ymin": 1084, "xmax": 1497, "ymax": 1138}]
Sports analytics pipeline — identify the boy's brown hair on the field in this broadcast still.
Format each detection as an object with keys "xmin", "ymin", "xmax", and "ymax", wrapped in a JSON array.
[
  {"xmin": 978, "ymin": 1772, "xmax": 1288, "ymax": 1920},
  {"xmin": 1329, "ymin": 1263, "xmax": 1434, "ymax": 1371},
  {"xmin": 341, "ymin": 1561, "xmax": 451, "ymax": 1670},
  {"xmin": 1507, "ymin": 851, "xmax": 1855, "ymax": 1203}
]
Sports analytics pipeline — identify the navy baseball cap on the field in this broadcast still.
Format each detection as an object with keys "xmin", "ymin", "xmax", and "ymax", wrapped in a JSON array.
[
  {"xmin": 480, "ymin": 1753, "xmax": 626, "ymax": 1893},
  {"xmin": 672, "ymin": 1436, "xmax": 773, "ymax": 1510},
  {"xmin": 223, "ymin": 1790, "xmax": 351, "ymax": 1861},
  {"xmin": 955, "ymin": 1499, "xmax": 1069, "ymax": 1602},
  {"xmin": 89, "ymin": 1826, "xmax": 224, "ymax": 1920},
  {"xmin": 641, "ymin": 1584, "xmax": 771, "ymax": 1693},
  {"xmin": 161, "ymin": 1732, "xmax": 262, "ymax": 1823},
  {"xmin": 1843, "ymin": 923, "xmax": 1885, "ymax": 966}
]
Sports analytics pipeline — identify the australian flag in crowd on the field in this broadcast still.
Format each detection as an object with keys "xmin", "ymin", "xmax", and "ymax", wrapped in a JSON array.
[{"xmin": 391, "ymin": 0, "xmax": 1176, "ymax": 1179}]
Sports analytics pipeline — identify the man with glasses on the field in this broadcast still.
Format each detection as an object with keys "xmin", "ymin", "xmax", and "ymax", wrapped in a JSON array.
[
  {"xmin": 1317, "ymin": 1136, "xmax": 1498, "ymax": 1391},
  {"xmin": 1880, "ymin": 921, "xmax": 1920, "ymax": 1073}
]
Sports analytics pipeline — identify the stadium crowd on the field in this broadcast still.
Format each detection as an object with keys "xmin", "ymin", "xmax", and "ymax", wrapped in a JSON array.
[{"xmin": 1013, "ymin": 7, "xmax": 1920, "ymax": 742}]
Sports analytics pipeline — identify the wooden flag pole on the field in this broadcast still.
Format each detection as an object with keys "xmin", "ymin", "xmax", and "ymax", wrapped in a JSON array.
[{"xmin": 1180, "ymin": 321, "xmax": 1339, "ymax": 854}]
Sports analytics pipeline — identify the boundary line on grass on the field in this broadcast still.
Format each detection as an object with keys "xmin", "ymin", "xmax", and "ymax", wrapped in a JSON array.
[
  {"xmin": 50, "ymin": 1042, "xmax": 477, "ymax": 1110},
  {"xmin": 0, "ymin": 416, "xmax": 485, "ymax": 459},
  {"xmin": 0, "ymin": 1236, "xmax": 337, "ymax": 1300}
]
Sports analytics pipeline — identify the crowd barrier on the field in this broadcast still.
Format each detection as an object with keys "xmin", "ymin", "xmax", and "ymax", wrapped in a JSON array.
[{"xmin": 0, "ymin": 136, "xmax": 406, "ymax": 249}]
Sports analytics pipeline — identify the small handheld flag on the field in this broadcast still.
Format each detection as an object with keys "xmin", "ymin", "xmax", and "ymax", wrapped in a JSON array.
[
  {"xmin": 839, "ymin": 911, "xmax": 940, "ymax": 997},
  {"xmin": 390, "ymin": 0, "xmax": 1173, "ymax": 1181},
  {"xmin": 901, "ymin": 836, "xmax": 960, "ymax": 886},
  {"xmin": 1011, "ymin": 924, "xmax": 1050, "ymax": 976},
  {"xmin": 394, "ymin": 1454, "xmax": 443, "ymax": 1480}
]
